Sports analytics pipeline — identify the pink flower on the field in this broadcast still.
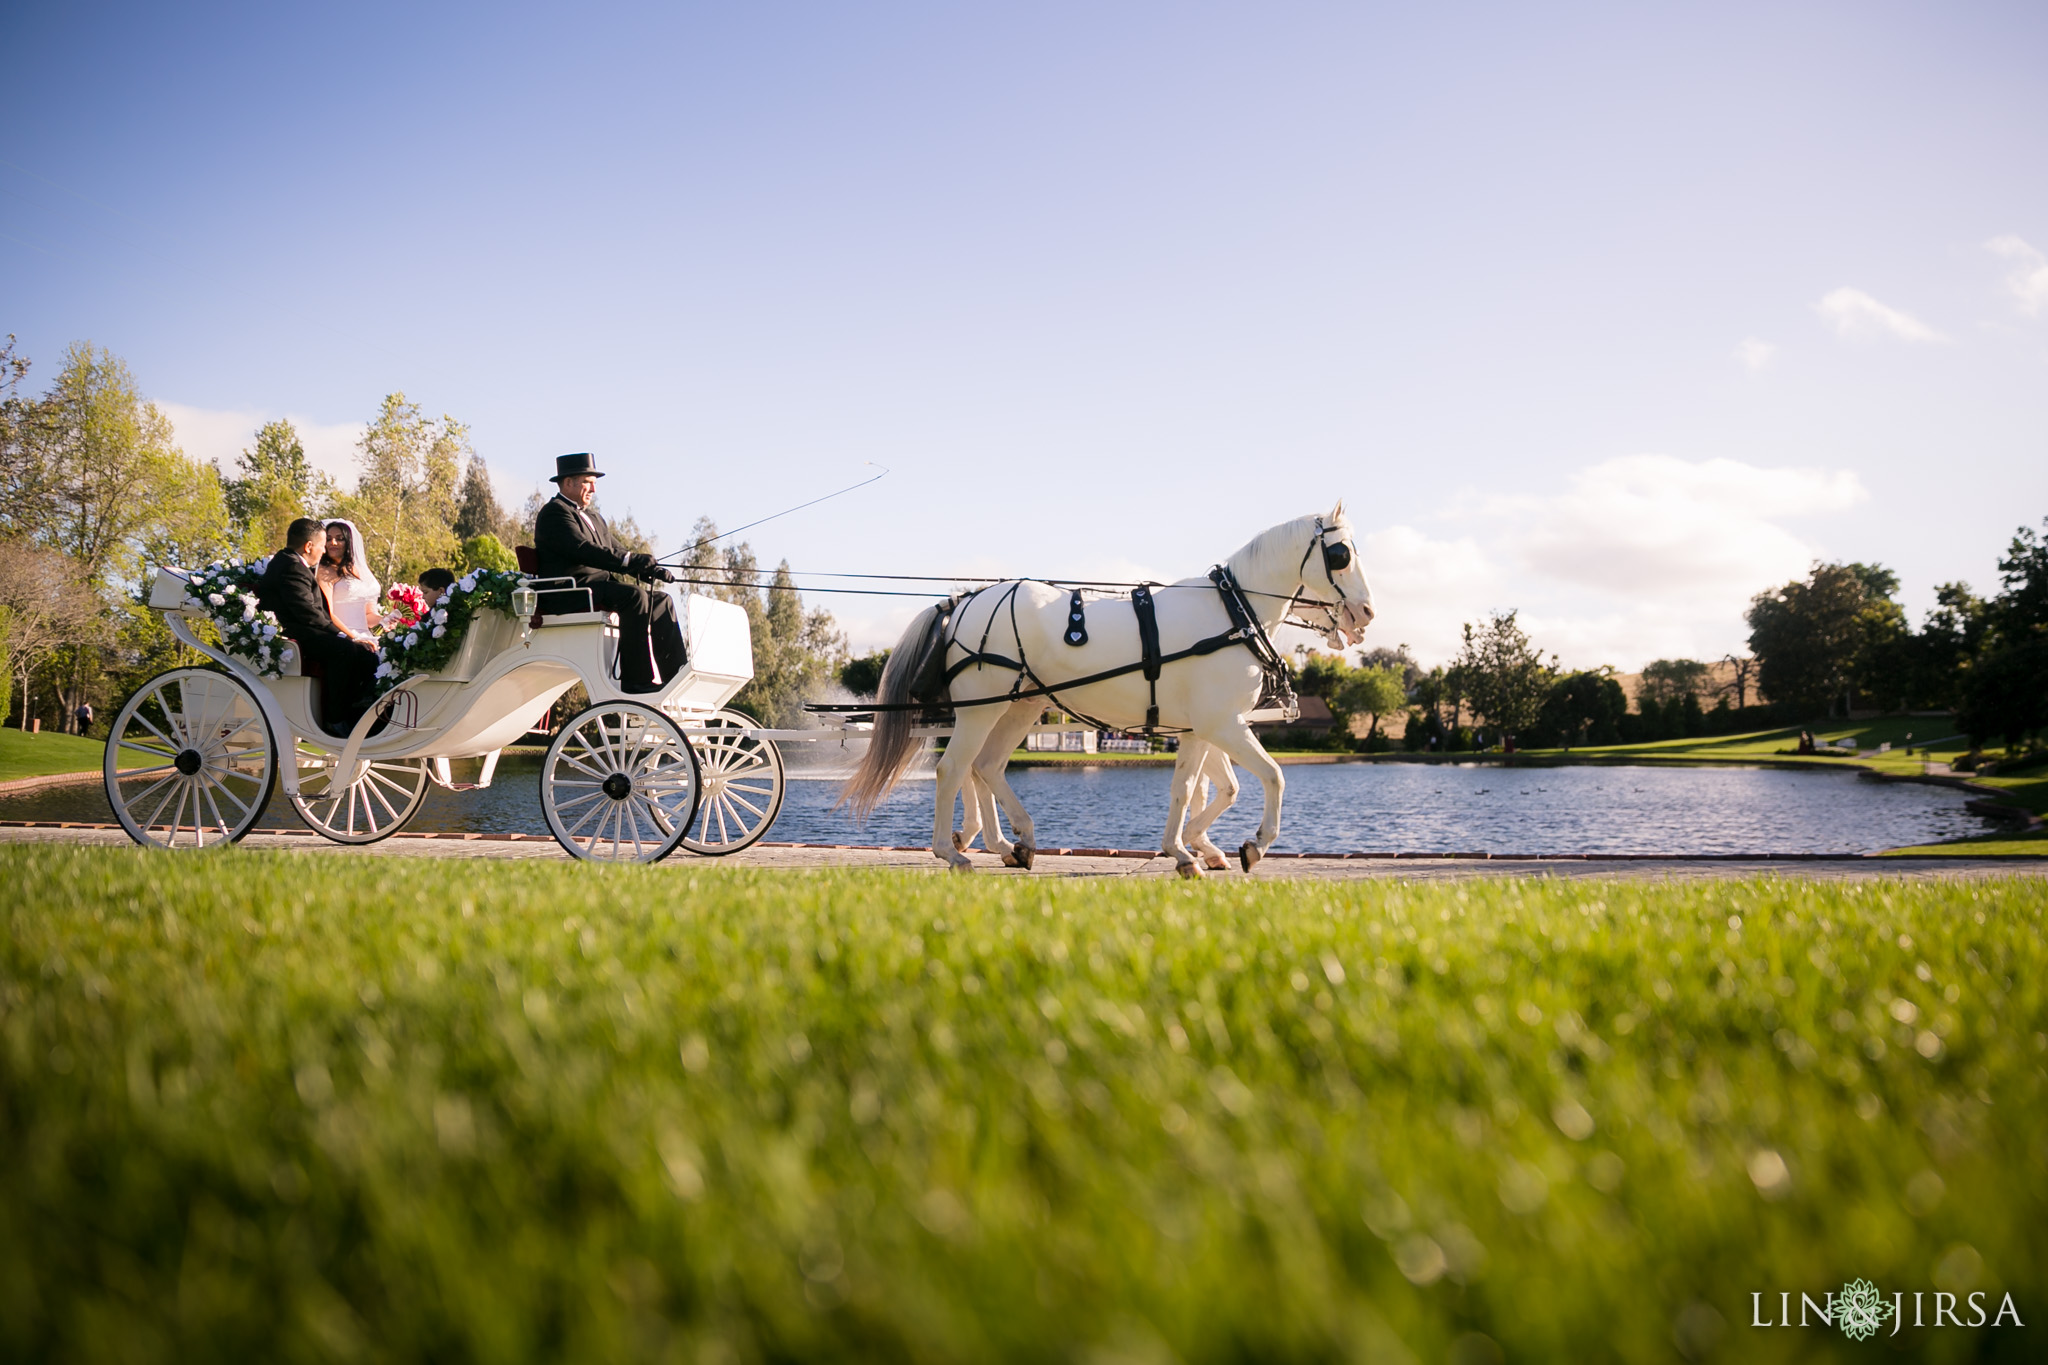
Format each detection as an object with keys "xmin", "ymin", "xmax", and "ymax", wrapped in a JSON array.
[{"xmin": 385, "ymin": 583, "xmax": 428, "ymax": 627}]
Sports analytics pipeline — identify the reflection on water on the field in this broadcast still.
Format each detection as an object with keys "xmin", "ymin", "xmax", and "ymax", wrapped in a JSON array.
[{"xmin": 7, "ymin": 752, "xmax": 1991, "ymax": 854}]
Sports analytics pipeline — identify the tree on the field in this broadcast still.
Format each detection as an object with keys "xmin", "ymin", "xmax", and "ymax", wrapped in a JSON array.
[
  {"xmin": 461, "ymin": 533, "xmax": 518, "ymax": 573},
  {"xmin": 0, "ymin": 336, "xmax": 32, "ymax": 527},
  {"xmin": 453, "ymin": 456, "xmax": 506, "ymax": 542},
  {"xmin": 1638, "ymin": 658, "xmax": 1710, "ymax": 708},
  {"xmin": 339, "ymin": 394, "xmax": 469, "ymax": 584},
  {"xmin": 1356, "ymin": 643, "xmax": 1420, "ymax": 691},
  {"xmin": 1959, "ymin": 519, "xmax": 2048, "ymax": 748},
  {"xmin": 840, "ymin": 650, "xmax": 891, "ymax": 698},
  {"xmin": 1, "ymin": 342, "xmax": 228, "ymax": 588},
  {"xmin": 1721, "ymin": 653, "xmax": 1758, "ymax": 708},
  {"xmin": 1450, "ymin": 610, "xmax": 1555, "ymax": 739},
  {"xmin": 1746, "ymin": 562, "xmax": 1899, "ymax": 716},
  {"xmin": 1330, "ymin": 663, "xmax": 1408, "ymax": 742},
  {"xmin": 1536, "ymin": 670, "xmax": 1627, "ymax": 748},
  {"xmin": 0, "ymin": 540, "xmax": 100, "ymax": 729},
  {"xmin": 222, "ymin": 419, "xmax": 335, "ymax": 559}
]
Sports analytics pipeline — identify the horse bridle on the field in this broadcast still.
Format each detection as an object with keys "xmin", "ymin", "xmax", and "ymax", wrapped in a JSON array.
[{"xmin": 1290, "ymin": 517, "xmax": 1358, "ymax": 632}]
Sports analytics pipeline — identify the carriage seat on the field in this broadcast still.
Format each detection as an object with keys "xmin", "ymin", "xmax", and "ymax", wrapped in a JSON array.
[{"xmin": 514, "ymin": 544, "xmax": 614, "ymax": 628}]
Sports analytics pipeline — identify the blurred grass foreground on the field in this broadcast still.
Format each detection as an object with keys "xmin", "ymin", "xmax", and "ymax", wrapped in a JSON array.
[{"xmin": 2, "ymin": 847, "xmax": 2043, "ymax": 1363}]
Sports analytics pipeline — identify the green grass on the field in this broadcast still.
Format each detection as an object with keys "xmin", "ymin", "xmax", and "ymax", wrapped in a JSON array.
[
  {"xmin": 4, "ymin": 847, "xmax": 2045, "ymax": 1362},
  {"xmin": 0, "ymin": 727, "xmax": 105, "ymax": 784},
  {"xmin": 1551, "ymin": 716, "xmax": 1966, "ymax": 775},
  {"xmin": 1882, "ymin": 832, "xmax": 2048, "ymax": 856}
]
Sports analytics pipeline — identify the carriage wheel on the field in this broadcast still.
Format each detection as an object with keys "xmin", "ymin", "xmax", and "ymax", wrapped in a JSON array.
[
  {"xmin": 679, "ymin": 708, "xmax": 785, "ymax": 856},
  {"xmin": 103, "ymin": 667, "xmax": 276, "ymax": 849},
  {"xmin": 541, "ymin": 701, "xmax": 701, "ymax": 863},
  {"xmin": 289, "ymin": 744, "xmax": 431, "ymax": 843}
]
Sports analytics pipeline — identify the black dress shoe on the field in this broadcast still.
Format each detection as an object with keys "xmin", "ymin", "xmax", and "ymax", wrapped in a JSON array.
[{"xmin": 620, "ymin": 681, "xmax": 666, "ymax": 695}]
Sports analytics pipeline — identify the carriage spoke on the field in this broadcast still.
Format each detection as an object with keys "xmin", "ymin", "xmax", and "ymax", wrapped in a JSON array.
[
  {"xmin": 210, "ymin": 775, "xmax": 254, "ymax": 821},
  {"xmin": 200, "ymin": 786, "xmax": 231, "ymax": 845},
  {"xmin": 138, "ymin": 776, "xmax": 182, "ymax": 833},
  {"xmin": 213, "ymin": 712, "xmax": 264, "ymax": 748},
  {"xmin": 367, "ymin": 778, "xmax": 402, "ymax": 825},
  {"xmin": 116, "ymin": 738, "xmax": 180, "ymax": 764},
  {"xmin": 553, "ymin": 789, "xmax": 608, "ymax": 813},
  {"xmin": 131, "ymin": 707, "xmax": 180, "ymax": 752},
  {"xmin": 719, "ymin": 787, "xmax": 768, "ymax": 818},
  {"xmin": 640, "ymin": 794, "xmax": 676, "ymax": 837},
  {"xmin": 165, "ymin": 784, "xmax": 191, "ymax": 843},
  {"xmin": 567, "ymin": 799, "xmax": 607, "ymax": 839},
  {"xmin": 557, "ymin": 749, "xmax": 612, "ymax": 781}
]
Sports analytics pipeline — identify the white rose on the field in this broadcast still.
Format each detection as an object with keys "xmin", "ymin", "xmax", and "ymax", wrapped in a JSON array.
[
  {"xmin": 375, "ymin": 662, "xmax": 393, "ymax": 678},
  {"xmin": 432, "ymin": 624, "xmax": 446, "ymax": 638},
  {"xmin": 431, "ymin": 607, "xmax": 448, "ymax": 623},
  {"xmin": 405, "ymin": 633, "xmax": 418, "ymax": 648},
  {"xmin": 208, "ymin": 593, "xmax": 225, "ymax": 606},
  {"xmin": 242, "ymin": 603, "xmax": 257, "ymax": 621},
  {"xmin": 254, "ymin": 556, "xmax": 270, "ymax": 573},
  {"xmin": 458, "ymin": 574, "xmax": 476, "ymax": 592},
  {"xmin": 261, "ymin": 624, "xmax": 276, "ymax": 639}
]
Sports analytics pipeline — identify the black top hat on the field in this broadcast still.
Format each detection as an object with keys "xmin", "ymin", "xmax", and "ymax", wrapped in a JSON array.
[{"xmin": 550, "ymin": 452, "xmax": 605, "ymax": 483}]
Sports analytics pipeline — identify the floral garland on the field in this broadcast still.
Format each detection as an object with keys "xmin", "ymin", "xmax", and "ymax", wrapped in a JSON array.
[
  {"xmin": 183, "ymin": 559, "xmax": 288, "ymax": 678},
  {"xmin": 373, "ymin": 568, "xmax": 525, "ymax": 692}
]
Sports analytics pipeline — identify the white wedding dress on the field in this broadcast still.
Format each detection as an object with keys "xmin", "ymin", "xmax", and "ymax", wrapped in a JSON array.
[{"xmin": 327, "ymin": 572, "xmax": 382, "ymax": 636}]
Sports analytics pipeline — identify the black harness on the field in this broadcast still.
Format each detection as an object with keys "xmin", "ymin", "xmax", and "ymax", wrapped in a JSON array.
[{"xmin": 807, "ymin": 566, "xmax": 1297, "ymax": 730}]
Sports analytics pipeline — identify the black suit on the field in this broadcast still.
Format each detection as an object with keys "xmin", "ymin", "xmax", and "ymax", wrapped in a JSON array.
[
  {"xmin": 533, "ymin": 493, "xmax": 685, "ymax": 691},
  {"xmin": 258, "ymin": 550, "xmax": 378, "ymax": 729}
]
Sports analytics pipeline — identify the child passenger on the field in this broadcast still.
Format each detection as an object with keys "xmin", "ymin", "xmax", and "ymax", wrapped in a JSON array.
[{"xmin": 419, "ymin": 568, "xmax": 456, "ymax": 607}]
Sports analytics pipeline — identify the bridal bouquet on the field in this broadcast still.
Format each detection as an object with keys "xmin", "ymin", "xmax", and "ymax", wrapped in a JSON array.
[
  {"xmin": 379, "ymin": 582, "xmax": 428, "ymax": 633},
  {"xmin": 183, "ymin": 560, "xmax": 288, "ymax": 678},
  {"xmin": 373, "ymin": 568, "xmax": 524, "ymax": 692}
]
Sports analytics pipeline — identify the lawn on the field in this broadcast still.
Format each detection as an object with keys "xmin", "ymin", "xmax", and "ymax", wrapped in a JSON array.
[
  {"xmin": 2, "ymin": 847, "xmax": 2043, "ymax": 1362},
  {"xmin": 0, "ymin": 727, "xmax": 105, "ymax": 784}
]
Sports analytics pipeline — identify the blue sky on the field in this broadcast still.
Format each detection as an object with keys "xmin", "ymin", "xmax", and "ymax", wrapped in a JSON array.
[{"xmin": 5, "ymin": 2, "xmax": 2045, "ymax": 665}]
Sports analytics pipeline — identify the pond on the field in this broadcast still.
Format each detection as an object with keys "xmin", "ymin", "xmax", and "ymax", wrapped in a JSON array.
[{"xmin": 4, "ymin": 752, "xmax": 1991, "ymax": 855}]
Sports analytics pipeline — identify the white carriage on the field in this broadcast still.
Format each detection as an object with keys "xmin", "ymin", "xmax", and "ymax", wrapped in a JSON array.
[{"xmin": 103, "ymin": 567, "xmax": 790, "ymax": 862}]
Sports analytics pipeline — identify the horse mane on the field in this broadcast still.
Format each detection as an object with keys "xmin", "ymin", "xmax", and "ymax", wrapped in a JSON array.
[{"xmin": 1225, "ymin": 509, "xmax": 1336, "ymax": 589}]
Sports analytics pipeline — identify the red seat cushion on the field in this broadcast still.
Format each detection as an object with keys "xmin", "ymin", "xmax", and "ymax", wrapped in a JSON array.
[{"xmin": 515, "ymin": 544, "xmax": 539, "ymax": 574}]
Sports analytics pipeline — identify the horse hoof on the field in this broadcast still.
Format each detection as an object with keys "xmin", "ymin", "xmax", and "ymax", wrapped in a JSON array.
[
  {"xmin": 1239, "ymin": 841, "xmax": 1262, "ymax": 873},
  {"xmin": 1001, "ymin": 849, "xmax": 1020, "ymax": 867},
  {"xmin": 952, "ymin": 830, "xmax": 968, "ymax": 851},
  {"xmin": 1014, "ymin": 844, "xmax": 1036, "ymax": 871},
  {"xmin": 1203, "ymin": 853, "xmax": 1228, "ymax": 871},
  {"xmin": 1176, "ymin": 860, "xmax": 1203, "ymax": 880},
  {"xmin": 948, "ymin": 859, "xmax": 975, "ymax": 874}
]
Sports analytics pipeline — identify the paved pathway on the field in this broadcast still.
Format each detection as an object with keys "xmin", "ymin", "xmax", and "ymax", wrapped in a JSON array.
[{"xmin": 4, "ymin": 823, "xmax": 2041, "ymax": 883}]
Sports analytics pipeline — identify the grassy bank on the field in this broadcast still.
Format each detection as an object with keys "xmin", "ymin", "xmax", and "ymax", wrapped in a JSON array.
[
  {"xmin": 3, "ymin": 847, "xmax": 2044, "ymax": 1361},
  {"xmin": 0, "ymin": 728, "xmax": 105, "ymax": 785}
]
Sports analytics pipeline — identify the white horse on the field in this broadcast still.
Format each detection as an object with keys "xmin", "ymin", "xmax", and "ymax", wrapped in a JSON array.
[
  {"xmin": 844, "ymin": 507, "xmax": 1374, "ymax": 874},
  {"xmin": 953, "ymin": 738, "xmax": 1242, "ymax": 873}
]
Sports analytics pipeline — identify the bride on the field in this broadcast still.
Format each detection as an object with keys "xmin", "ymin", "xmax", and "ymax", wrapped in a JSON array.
[{"xmin": 317, "ymin": 519, "xmax": 381, "ymax": 644}]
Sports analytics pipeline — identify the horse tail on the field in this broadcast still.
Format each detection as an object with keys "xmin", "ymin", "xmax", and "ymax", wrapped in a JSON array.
[{"xmin": 839, "ymin": 601, "xmax": 949, "ymax": 817}]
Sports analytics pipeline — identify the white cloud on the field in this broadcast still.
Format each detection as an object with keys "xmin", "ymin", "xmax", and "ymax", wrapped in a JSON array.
[
  {"xmin": 156, "ymin": 402, "xmax": 366, "ymax": 485},
  {"xmin": 1350, "ymin": 455, "xmax": 1866, "ymax": 671},
  {"xmin": 1814, "ymin": 287, "xmax": 1949, "ymax": 343},
  {"xmin": 1733, "ymin": 337, "xmax": 1776, "ymax": 371},
  {"xmin": 1987, "ymin": 234, "xmax": 2048, "ymax": 315}
]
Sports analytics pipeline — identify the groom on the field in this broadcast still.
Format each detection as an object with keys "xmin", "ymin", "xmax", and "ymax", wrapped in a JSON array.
[{"xmin": 259, "ymin": 517, "xmax": 379, "ymax": 735}]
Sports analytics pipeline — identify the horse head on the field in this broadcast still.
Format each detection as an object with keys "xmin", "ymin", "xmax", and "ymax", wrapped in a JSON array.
[{"xmin": 1307, "ymin": 503, "xmax": 1374, "ymax": 648}]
